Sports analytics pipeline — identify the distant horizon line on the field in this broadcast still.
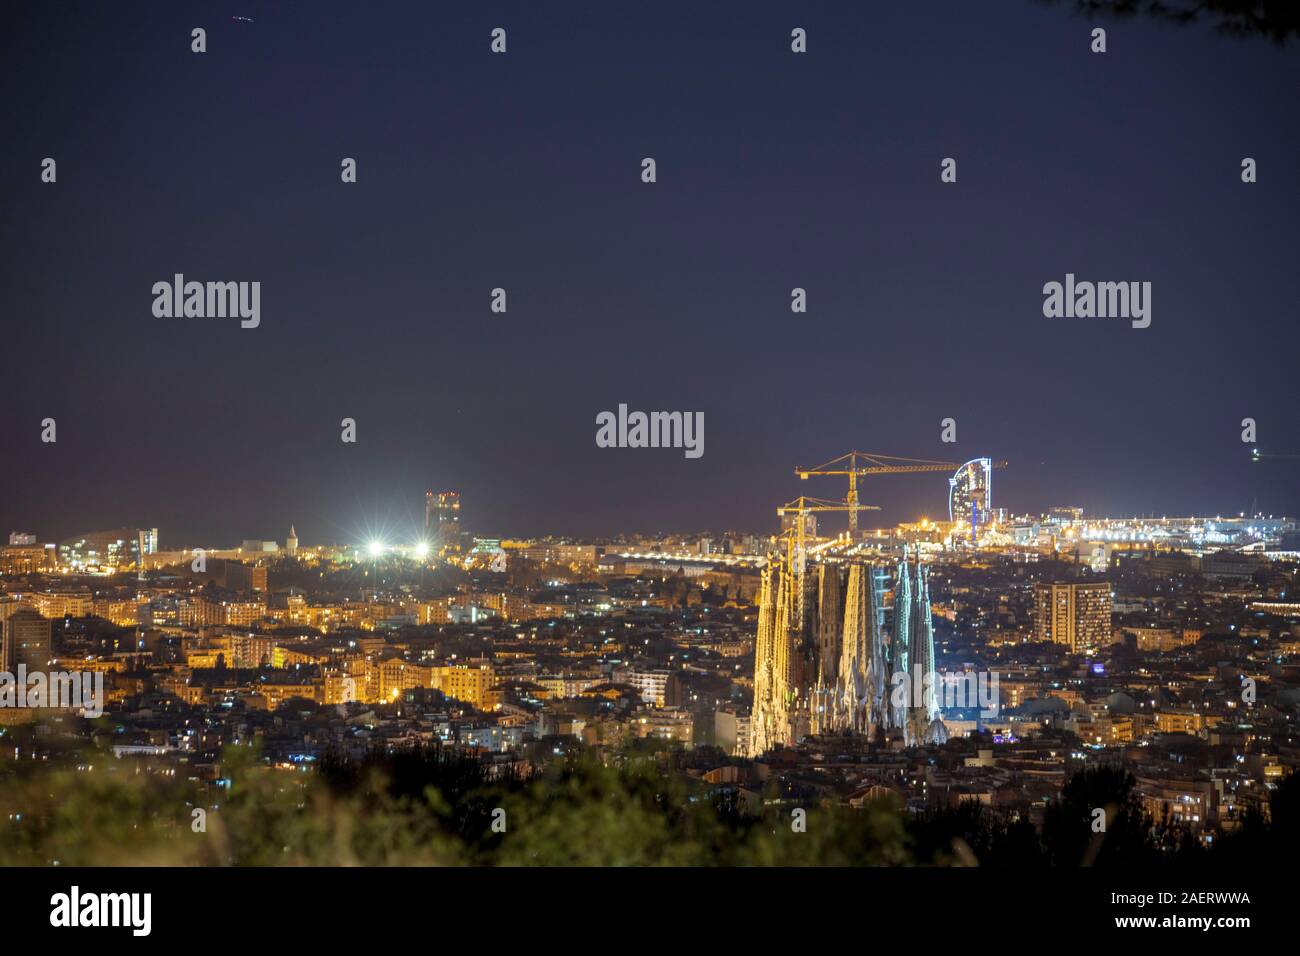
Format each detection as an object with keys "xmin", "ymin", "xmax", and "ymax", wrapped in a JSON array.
[{"xmin": 11, "ymin": 510, "xmax": 1295, "ymax": 554}]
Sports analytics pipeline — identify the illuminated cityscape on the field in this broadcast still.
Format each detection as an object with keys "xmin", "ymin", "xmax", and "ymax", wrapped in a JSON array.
[
  {"xmin": 3, "ymin": 458, "xmax": 1299, "ymax": 875},
  {"xmin": 3, "ymin": 0, "xmax": 1297, "ymax": 933}
]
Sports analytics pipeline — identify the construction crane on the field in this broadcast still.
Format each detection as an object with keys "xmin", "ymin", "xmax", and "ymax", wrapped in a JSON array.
[
  {"xmin": 773, "ymin": 496, "xmax": 878, "ymax": 634},
  {"xmin": 776, "ymin": 495, "xmax": 878, "ymax": 574},
  {"xmin": 795, "ymin": 451, "xmax": 1007, "ymax": 533}
]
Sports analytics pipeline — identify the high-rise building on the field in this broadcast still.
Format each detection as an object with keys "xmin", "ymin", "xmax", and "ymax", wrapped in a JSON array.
[
  {"xmin": 948, "ymin": 459, "xmax": 994, "ymax": 543},
  {"xmin": 427, "ymin": 491, "xmax": 461, "ymax": 546},
  {"xmin": 2, "ymin": 609, "xmax": 53, "ymax": 673},
  {"xmin": 1034, "ymin": 581, "xmax": 1112, "ymax": 654}
]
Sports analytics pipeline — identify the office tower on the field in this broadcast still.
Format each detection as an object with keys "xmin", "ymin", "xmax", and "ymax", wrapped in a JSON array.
[
  {"xmin": 2, "ymin": 609, "xmax": 53, "ymax": 673},
  {"xmin": 432, "ymin": 491, "xmax": 461, "ymax": 545},
  {"xmin": 1034, "ymin": 581, "xmax": 1112, "ymax": 654}
]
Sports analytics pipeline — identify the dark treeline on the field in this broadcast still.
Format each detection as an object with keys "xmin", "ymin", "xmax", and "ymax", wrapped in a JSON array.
[
  {"xmin": 5, "ymin": 741, "xmax": 1296, "ymax": 865},
  {"xmin": 313, "ymin": 745, "xmax": 1300, "ymax": 866}
]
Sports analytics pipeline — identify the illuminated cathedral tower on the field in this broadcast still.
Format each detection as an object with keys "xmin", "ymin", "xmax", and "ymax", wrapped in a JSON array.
[
  {"xmin": 750, "ymin": 562, "xmax": 789, "ymax": 755},
  {"xmin": 891, "ymin": 548, "xmax": 947, "ymax": 746},
  {"xmin": 750, "ymin": 536, "xmax": 952, "ymax": 755},
  {"xmin": 829, "ymin": 561, "xmax": 890, "ymax": 735},
  {"xmin": 751, "ymin": 557, "xmax": 892, "ymax": 754}
]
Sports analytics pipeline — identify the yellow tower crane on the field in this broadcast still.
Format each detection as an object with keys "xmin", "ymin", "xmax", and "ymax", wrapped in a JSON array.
[
  {"xmin": 795, "ymin": 451, "xmax": 1007, "ymax": 534},
  {"xmin": 773, "ymin": 496, "xmax": 877, "ymax": 644},
  {"xmin": 775, "ymin": 496, "xmax": 877, "ymax": 575}
]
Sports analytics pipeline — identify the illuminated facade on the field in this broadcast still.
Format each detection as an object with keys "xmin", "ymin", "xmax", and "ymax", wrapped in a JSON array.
[
  {"xmin": 427, "ymin": 491, "xmax": 461, "ymax": 547},
  {"xmin": 824, "ymin": 562, "xmax": 890, "ymax": 736},
  {"xmin": 24, "ymin": 592, "xmax": 93, "ymax": 618},
  {"xmin": 0, "ymin": 544, "xmax": 53, "ymax": 574},
  {"xmin": 948, "ymin": 459, "xmax": 994, "ymax": 543},
  {"xmin": 891, "ymin": 550, "xmax": 947, "ymax": 746},
  {"xmin": 2, "ymin": 609, "xmax": 53, "ymax": 672},
  {"xmin": 751, "ymin": 550, "xmax": 945, "ymax": 755},
  {"xmin": 1034, "ymin": 581, "xmax": 1112, "ymax": 654},
  {"xmin": 57, "ymin": 528, "xmax": 158, "ymax": 570},
  {"xmin": 436, "ymin": 661, "xmax": 496, "ymax": 709}
]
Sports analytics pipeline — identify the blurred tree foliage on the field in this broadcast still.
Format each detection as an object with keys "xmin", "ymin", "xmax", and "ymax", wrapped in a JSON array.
[
  {"xmin": 2, "ymin": 742, "xmax": 1297, "ymax": 866},
  {"xmin": 1035, "ymin": 0, "xmax": 1300, "ymax": 44}
]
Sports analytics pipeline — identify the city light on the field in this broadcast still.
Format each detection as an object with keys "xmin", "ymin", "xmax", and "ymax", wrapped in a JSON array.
[{"xmin": 5, "ymin": 0, "xmax": 1299, "ymax": 900}]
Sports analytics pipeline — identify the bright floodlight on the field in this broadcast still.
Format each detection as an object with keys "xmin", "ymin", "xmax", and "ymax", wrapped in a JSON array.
[
  {"xmin": 413, "ymin": 541, "xmax": 429, "ymax": 558},
  {"xmin": 367, "ymin": 540, "xmax": 385, "ymax": 558}
]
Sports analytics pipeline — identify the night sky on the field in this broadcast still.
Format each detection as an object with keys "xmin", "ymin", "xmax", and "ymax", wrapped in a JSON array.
[{"xmin": 3, "ymin": 1, "xmax": 1298, "ymax": 547}]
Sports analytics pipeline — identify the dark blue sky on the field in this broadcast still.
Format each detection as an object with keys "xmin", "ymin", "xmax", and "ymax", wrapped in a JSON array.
[{"xmin": 2, "ymin": 1, "xmax": 1297, "ymax": 546}]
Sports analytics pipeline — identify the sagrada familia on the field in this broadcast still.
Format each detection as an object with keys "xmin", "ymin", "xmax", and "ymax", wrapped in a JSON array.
[{"xmin": 749, "ymin": 548, "xmax": 948, "ymax": 756}]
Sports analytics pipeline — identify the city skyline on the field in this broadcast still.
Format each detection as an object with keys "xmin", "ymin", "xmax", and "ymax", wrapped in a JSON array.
[{"xmin": 7, "ymin": 491, "xmax": 1296, "ymax": 556}]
